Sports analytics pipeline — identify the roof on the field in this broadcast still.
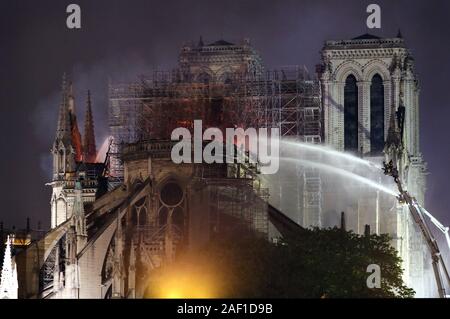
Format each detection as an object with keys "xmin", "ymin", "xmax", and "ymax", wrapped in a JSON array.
[
  {"xmin": 207, "ymin": 39, "xmax": 234, "ymax": 46},
  {"xmin": 352, "ymin": 33, "xmax": 381, "ymax": 40}
]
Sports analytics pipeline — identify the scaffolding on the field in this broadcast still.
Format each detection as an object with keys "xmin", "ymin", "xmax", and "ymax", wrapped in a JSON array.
[{"xmin": 108, "ymin": 64, "xmax": 322, "ymax": 227}]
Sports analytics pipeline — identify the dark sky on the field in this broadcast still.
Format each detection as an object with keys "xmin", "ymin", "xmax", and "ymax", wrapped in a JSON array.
[{"xmin": 1, "ymin": 0, "xmax": 449, "ymax": 236}]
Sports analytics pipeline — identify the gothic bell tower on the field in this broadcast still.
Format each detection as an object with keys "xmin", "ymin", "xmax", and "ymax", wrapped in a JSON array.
[
  {"xmin": 52, "ymin": 74, "xmax": 76, "ymax": 179},
  {"xmin": 49, "ymin": 74, "xmax": 101, "ymax": 229},
  {"xmin": 317, "ymin": 33, "xmax": 430, "ymax": 296},
  {"xmin": 50, "ymin": 74, "xmax": 78, "ymax": 228}
]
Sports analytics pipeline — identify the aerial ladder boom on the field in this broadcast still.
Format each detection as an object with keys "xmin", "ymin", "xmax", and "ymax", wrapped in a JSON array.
[{"xmin": 383, "ymin": 160, "xmax": 450, "ymax": 298}]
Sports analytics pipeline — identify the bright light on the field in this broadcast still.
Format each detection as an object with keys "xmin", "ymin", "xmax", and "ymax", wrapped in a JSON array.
[
  {"xmin": 157, "ymin": 273, "xmax": 216, "ymax": 298},
  {"xmin": 146, "ymin": 260, "xmax": 222, "ymax": 299}
]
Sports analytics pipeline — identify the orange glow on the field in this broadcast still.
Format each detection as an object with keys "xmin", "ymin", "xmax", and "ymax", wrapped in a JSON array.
[
  {"xmin": 157, "ymin": 273, "xmax": 216, "ymax": 298},
  {"xmin": 151, "ymin": 270, "xmax": 218, "ymax": 298},
  {"xmin": 146, "ymin": 257, "xmax": 224, "ymax": 299}
]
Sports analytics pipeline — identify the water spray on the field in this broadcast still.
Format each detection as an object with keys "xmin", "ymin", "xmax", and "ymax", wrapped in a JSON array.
[
  {"xmin": 276, "ymin": 156, "xmax": 398, "ymax": 197},
  {"xmin": 280, "ymin": 139, "xmax": 382, "ymax": 170}
]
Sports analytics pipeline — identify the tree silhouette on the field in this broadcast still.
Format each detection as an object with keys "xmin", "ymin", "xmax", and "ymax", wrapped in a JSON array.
[{"xmin": 194, "ymin": 227, "xmax": 414, "ymax": 298}]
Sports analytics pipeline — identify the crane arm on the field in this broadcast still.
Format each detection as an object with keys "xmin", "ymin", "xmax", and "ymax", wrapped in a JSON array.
[{"xmin": 383, "ymin": 160, "xmax": 449, "ymax": 297}]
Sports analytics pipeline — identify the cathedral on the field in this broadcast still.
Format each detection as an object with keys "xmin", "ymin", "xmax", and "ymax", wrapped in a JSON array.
[{"xmin": 9, "ymin": 33, "xmax": 435, "ymax": 298}]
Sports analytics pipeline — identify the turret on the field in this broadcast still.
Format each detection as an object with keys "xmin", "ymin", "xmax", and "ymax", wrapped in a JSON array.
[{"xmin": 52, "ymin": 74, "xmax": 76, "ymax": 179}]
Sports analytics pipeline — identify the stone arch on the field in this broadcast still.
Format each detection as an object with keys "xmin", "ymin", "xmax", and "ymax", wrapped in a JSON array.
[
  {"xmin": 134, "ymin": 196, "xmax": 148, "ymax": 226},
  {"xmin": 73, "ymin": 203, "xmax": 127, "ymax": 298},
  {"xmin": 39, "ymin": 233, "xmax": 67, "ymax": 292},
  {"xmin": 195, "ymin": 67, "xmax": 214, "ymax": 83},
  {"xmin": 363, "ymin": 59, "xmax": 390, "ymax": 82},
  {"xmin": 216, "ymin": 66, "xmax": 234, "ymax": 83},
  {"xmin": 42, "ymin": 223, "xmax": 69, "ymax": 262},
  {"xmin": 334, "ymin": 60, "xmax": 364, "ymax": 83},
  {"xmin": 196, "ymin": 72, "xmax": 212, "ymax": 84}
]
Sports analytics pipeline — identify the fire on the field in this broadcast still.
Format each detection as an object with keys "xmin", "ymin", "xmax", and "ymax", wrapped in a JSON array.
[{"xmin": 145, "ymin": 257, "xmax": 223, "ymax": 299}]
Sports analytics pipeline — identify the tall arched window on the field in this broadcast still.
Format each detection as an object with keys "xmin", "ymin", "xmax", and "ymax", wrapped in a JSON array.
[
  {"xmin": 370, "ymin": 74, "xmax": 385, "ymax": 154},
  {"xmin": 344, "ymin": 75, "xmax": 358, "ymax": 151}
]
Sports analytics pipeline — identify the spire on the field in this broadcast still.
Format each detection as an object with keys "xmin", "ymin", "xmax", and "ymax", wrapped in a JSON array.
[
  {"xmin": 67, "ymin": 81, "xmax": 83, "ymax": 162},
  {"xmin": 55, "ymin": 73, "xmax": 72, "ymax": 143},
  {"xmin": 52, "ymin": 73, "xmax": 77, "ymax": 178},
  {"xmin": 83, "ymin": 90, "xmax": 97, "ymax": 163},
  {"xmin": 0, "ymin": 236, "xmax": 18, "ymax": 299},
  {"xmin": 396, "ymin": 29, "xmax": 403, "ymax": 38},
  {"xmin": 198, "ymin": 36, "xmax": 204, "ymax": 47},
  {"xmin": 68, "ymin": 81, "xmax": 75, "ymax": 112},
  {"xmin": 67, "ymin": 82, "xmax": 78, "ymax": 124}
]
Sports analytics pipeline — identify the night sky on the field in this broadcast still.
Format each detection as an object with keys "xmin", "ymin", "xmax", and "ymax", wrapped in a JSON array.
[{"xmin": 1, "ymin": 0, "xmax": 449, "ymax": 234}]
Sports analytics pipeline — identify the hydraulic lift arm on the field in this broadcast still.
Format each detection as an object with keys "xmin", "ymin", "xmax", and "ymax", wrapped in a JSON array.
[{"xmin": 383, "ymin": 160, "xmax": 450, "ymax": 298}]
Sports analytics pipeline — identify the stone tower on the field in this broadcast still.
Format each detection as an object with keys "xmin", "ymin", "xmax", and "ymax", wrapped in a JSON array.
[
  {"xmin": 52, "ymin": 74, "xmax": 76, "ymax": 180},
  {"xmin": 50, "ymin": 75, "xmax": 102, "ymax": 229},
  {"xmin": 317, "ymin": 33, "xmax": 430, "ymax": 296}
]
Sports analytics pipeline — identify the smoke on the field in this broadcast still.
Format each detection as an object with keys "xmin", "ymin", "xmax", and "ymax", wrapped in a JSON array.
[{"xmin": 96, "ymin": 136, "xmax": 112, "ymax": 163}]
